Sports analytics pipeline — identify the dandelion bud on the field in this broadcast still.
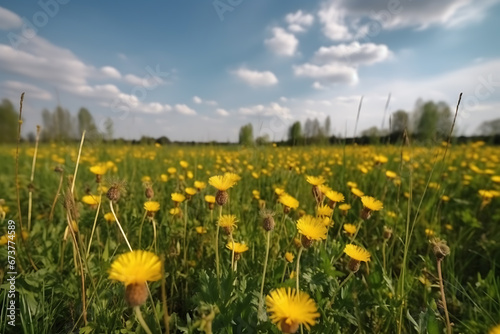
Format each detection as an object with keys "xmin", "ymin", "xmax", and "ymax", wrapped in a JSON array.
[
  {"xmin": 280, "ymin": 319, "xmax": 300, "ymax": 334},
  {"xmin": 216, "ymin": 190, "xmax": 229, "ymax": 206},
  {"xmin": 107, "ymin": 185, "xmax": 121, "ymax": 202},
  {"xmin": 348, "ymin": 258, "xmax": 361, "ymax": 273},
  {"xmin": 431, "ymin": 238, "xmax": 450, "ymax": 260},
  {"xmin": 383, "ymin": 226, "xmax": 393, "ymax": 240},
  {"xmin": 260, "ymin": 209, "xmax": 276, "ymax": 231},
  {"xmin": 145, "ymin": 186, "xmax": 154, "ymax": 199},
  {"xmin": 125, "ymin": 282, "xmax": 148, "ymax": 307}
]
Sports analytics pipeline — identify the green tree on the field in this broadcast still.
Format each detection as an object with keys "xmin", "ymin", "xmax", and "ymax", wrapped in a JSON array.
[
  {"xmin": 238, "ymin": 123, "xmax": 254, "ymax": 146},
  {"xmin": 391, "ymin": 110, "xmax": 409, "ymax": 134},
  {"xmin": 414, "ymin": 101, "xmax": 452, "ymax": 143},
  {"xmin": 0, "ymin": 99, "xmax": 18, "ymax": 143},
  {"xmin": 288, "ymin": 121, "xmax": 303, "ymax": 145},
  {"xmin": 478, "ymin": 118, "xmax": 500, "ymax": 136},
  {"xmin": 41, "ymin": 106, "xmax": 76, "ymax": 141},
  {"xmin": 78, "ymin": 107, "xmax": 98, "ymax": 137}
]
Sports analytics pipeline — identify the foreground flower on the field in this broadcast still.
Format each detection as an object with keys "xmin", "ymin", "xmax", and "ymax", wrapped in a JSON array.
[
  {"xmin": 109, "ymin": 250, "xmax": 162, "ymax": 306},
  {"xmin": 360, "ymin": 196, "xmax": 383, "ymax": 219},
  {"xmin": 226, "ymin": 241, "xmax": 249, "ymax": 259},
  {"xmin": 209, "ymin": 173, "xmax": 239, "ymax": 205},
  {"xmin": 343, "ymin": 223, "xmax": 357, "ymax": 236},
  {"xmin": 185, "ymin": 187, "xmax": 197, "ymax": 199},
  {"xmin": 104, "ymin": 212, "xmax": 116, "ymax": 223},
  {"xmin": 306, "ymin": 175, "xmax": 325, "ymax": 202},
  {"xmin": 82, "ymin": 195, "xmax": 100, "ymax": 207},
  {"xmin": 171, "ymin": 193, "xmax": 186, "ymax": 207},
  {"xmin": 266, "ymin": 287, "xmax": 320, "ymax": 333},
  {"xmin": 218, "ymin": 214, "xmax": 238, "ymax": 235},
  {"xmin": 344, "ymin": 244, "xmax": 371, "ymax": 272},
  {"xmin": 90, "ymin": 164, "xmax": 107, "ymax": 183},
  {"xmin": 296, "ymin": 215, "xmax": 328, "ymax": 248},
  {"xmin": 279, "ymin": 194, "xmax": 299, "ymax": 213},
  {"xmin": 204, "ymin": 195, "xmax": 216, "ymax": 210},
  {"xmin": 144, "ymin": 201, "xmax": 160, "ymax": 217},
  {"xmin": 325, "ymin": 190, "xmax": 344, "ymax": 208}
]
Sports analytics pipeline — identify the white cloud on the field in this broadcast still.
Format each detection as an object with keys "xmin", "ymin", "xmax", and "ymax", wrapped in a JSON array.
[
  {"xmin": 233, "ymin": 68, "xmax": 278, "ymax": 87},
  {"xmin": 285, "ymin": 10, "xmax": 314, "ymax": 32},
  {"xmin": 101, "ymin": 66, "xmax": 121, "ymax": 79},
  {"xmin": 313, "ymin": 42, "xmax": 391, "ymax": 66},
  {"xmin": 264, "ymin": 27, "xmax": 299, "ymax": 56},
  {"xmin": 0, "ymin": 6, "xmax": 22, "ymax": 30},
  {"xmin": 1, "ymin": 80, "xmax": 52, "ymax": 100},
  {"xmin": 239, "ymin": 102, "xmax": 291, "ymax": 119},
  {"xmin": 318, "ymin": 0, "xmax": 500, "ymax": 41},
  {"xmin": 193, "ymin": 96, "xmax": 202, "ymax": 104},
  {"xmin": 293, "ymin": 63, "xmax": 358, "ymax": 85},
  {"xmin": 313, "ymin": 82, "xmax": 327, "ymax": 90},
  {"xmin": 174, "ymin": 104, "xmax": 197, "ymax": 115},
  {"xmin": 193, "ymin": 96, "xmax": 218, "ymax": 106},
  {"xmin": 216, "ymin": 108, "xmax": 230, "ymax": 116}
]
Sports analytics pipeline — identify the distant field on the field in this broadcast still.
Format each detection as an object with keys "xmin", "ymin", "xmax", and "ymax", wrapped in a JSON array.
[{"xmin": 0, "ymin": 142, "xmax": 499, "ymax": 333}]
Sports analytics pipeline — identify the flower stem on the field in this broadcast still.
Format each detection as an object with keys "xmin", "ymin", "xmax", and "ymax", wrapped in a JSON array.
[
  {"xmin": 86, "ymin": 193, "xmax": 102, "ymax": 258},
  {"xmin": 296, "ymin": 247, "xmax": 304, "ymax": 291},
  {"xmin": 437, "ymin": 259, "xmax": 452, "ymax": 334},
  {"xmin": 134, "ymin": 306, "xmax": 153, "ymax": 334},
  {"xmin": 183, "ymin": 201, "xmax": 188, "ymax": 267},
  {"xmin": 258, "ymin": 231, "xmax": 272, "ymax": 316},
  {"xmin": 110, "ymin": 202, "xmax": 132, "ymax": 251}
]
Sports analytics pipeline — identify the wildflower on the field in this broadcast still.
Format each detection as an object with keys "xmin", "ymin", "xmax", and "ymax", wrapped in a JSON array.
[
  {"xmin": 82, "ymin": 195, "xmax": 100, "ymax": 207},
  {"xmin": 338, "ymin": 203, "xmax": 351, "ymax": 216},
  {"xmin": 344, "ymin": 244, "xmax": 371, "ymax": 272},
  {"xmin": 169, "ymin": 207, "xmax": 182, "ymax": 217},
  {"xmin": 489, "ymin": 324, "xmax": 500, "ymax": 334},
  {"xmin": 90, "ymin": 164, "xmax": 107, "ymax": 183},
  {"xmin": 343, "ymin": 223, "xmax": 357, "ymax": 236},
  {"xmin": 347, "ymin": 181, "xmax": 357, "ymax": 188},
  {"xmin": 0, "ymin": 230, "xmax": 29, "ymax": 245},
  {"xmin": 252, "ymin": 189, "xmax": 260, "ymax": 200},
  {"xmin": 385, "ymin": 170, "xmax": 397, "ymax": 179},
  {"xmin": 306, "ymin": 175, "xmax": 325, "ymax": 203},
  {"xmin": 226, "ymin": 241, "xmax": 248, "ymax": 260},
  {"xmin": 185, "ymin": 187, "xmax": 197, "ymax": 199},
  {"xmin": 351, "ymin": 188, "xmax": 365, "ymax": 198},
  {"xmin": 104, "ymin": 212, "xmax": 116, "ymax": 223},
  {"xmin": 285, "ymin": 252, "xmax": 294, "ymax": 263},
  {"xmin": 180, "ymin": 160, "xmax": 189, "ymax": 168},
  {"xmin": 374, "ymin": 155, "xmax": 388, "ymax": 165},
  {"xmin": 171, "ymin": 193, "xmax": 186, "ymax": 207},
  {"xmin": 167, "ymin": 167, "xmax": 177, "ymax": 174},
  {"xmin": 108, "ymin": 250, "xmax": 162, "ymax": 307},
  {"xmin": 209, "ymin": 173, "xmax": 239, "ymax": 206},
  {"xmin": 195, "ymin": 226, "xmax": 207, "ymax": 234},
  {"xmin": 296, "ymin": 215, "xmax": 328, "ymax": 248},
  {"xmin": 360, "ymin": 196, "xmax": 383, "ymax": 220},
  {"xmin": 325, "ymin": 190, "xmax": 344, "ymax": 208},
  {"xmin": 279, "ymin": 194, "xmax": 299, "ymax": 214},
  {"xmin": 260, "ymin": 209, "xmax": 276, "ymax": 231},
  {"xmin": 430, "ymin": 238, "xmax": 450, "ymax": 260},
  {"xmin": 275, "ymin": 187, "xmax": 285, "ymax": 196},
  {"xmin": 160, "ymin": 174, "xmax": 168, "ymax": 182},
  {"xmin": 425, "ymin": 229, "xmax": 435, "ymax": 237},
  {"xmin": 194, "ymin": 181, "xmax": 206, "ymax": 191},
  {"xmin": 144, "ymin": 201, "xmax": 160, "ymax": 217},
  {"xmin": 441, "ymin": 195, "xmax": 450, "ymax": 202},
  {"xmin": 266, "ymin": 287, "xmax": 320, "ymax": 333},
  {"xmin": 218, "ymin": 214, "xmax": 238, "ymax": 235},
  {"xmin": 316, "ymin": 204, "xmax": 333, "ymax": 217},
  {"xmin": 205, "ymin": 195, "xmax": 216, "ymax": 210}
]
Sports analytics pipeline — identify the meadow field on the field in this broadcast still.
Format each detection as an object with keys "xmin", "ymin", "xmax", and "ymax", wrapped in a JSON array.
[{"xmin": 0, "ymin": 140, "xmax": 499, "ymax": 333}]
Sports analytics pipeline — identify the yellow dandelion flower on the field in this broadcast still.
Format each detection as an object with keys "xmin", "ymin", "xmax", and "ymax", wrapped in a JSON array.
[
  {"xmin": 492, "ymin": 175, "xmax": 500, "ymax": 183},
  {"xmin": 208, "ymin": 174, "xmax": 238, "ymax": 191},
  {"xmin": 296, "ymin": 215, "xmax": 328, "ymax": 241},
  {"xmin": 185, "ymin": 187, "xmax": 197, "ymax": 196},
  {"xmin": 279, "ymin": 194, "xmax": 299, "ymax": 210},
  {"xmin": 160, "ymin": 174, "xmax": 168, "ymax": 182},
  {"xmin": 104, "ymin": 212, "xmax": 116, "ymax": 223},
  {"xmin": 195, "ymin": 226, "xmax": 207, "ymax": 234},
  {"xmin": 361, "ymin": 196, "xmax": 383, "ymax": 211},
  {"xmin": 275, "ymin": 187, "xmax": 285, "ymax": 196},
  {"xmin": 169, "ymin": 207, "xmax": 182, "ymax": 216},
  {"xmin": 180, "ymin": 160, "xmax": 189, "ymax": 168},
  {"xmin": 285, "ymin": 252, "xmax": 294, "ymax": 263},
  {"xmin": 205, "ymin": 195, "xmax": 215, "ymax": 203},
  {"xmin": 347, "ymin": 181, "xmax": 357, "ymax": 188},
  {"xmin": 325, "ymin": 190, "xmax": 345, "ymax": 203},
  {"xmin": 338, "ymin": 203, "xmax": 351, "ymax": 211},
  {"xmin": 218, "ymin": 215, "xmax": 238, "ymax": 229},
  {"xmin": 141, "ymin": 175, "xmax": 152, "ymax": 183},
  {"xmin": 351, "ymin": 188, "xmax": 365, "ymax": 197},
  {"xmin": 108, "ymin": 250, "xmax": 162, "ymax": 286},
  {"xmin": 489, "ymin": 324, "xmax": 500, "ymax": 334},
  {"xmin": 374, "ymin": 155, "xmax": 388, "ymax": 164},
  {"xmin": 441, "ymin": 195, "xmax": 450, "ymax": 202},
  {"xmin": 306, "ymin": 175, "xmax": 325, "ymax": 186},
  {"xmin": 226, "ymin": 241, "xmax": 249, "ymax": 254},
  {"xmin": 266, "ymin": 287, "xmax": 320, "ymax": 333},
  {"xmin": 318, "ymin": 184, "xmax": 332, "ymax": 195},
  {"xmin": 344, "ymin": 244, "xmax": 371, "ymax": 262},
  {"xmin": 171, "ymin": 193, "xmax": 186, "ymax": 203},
  {"xmin": 194, "ymin": 181, "xmax": 206, "ymax": 190},
  {"xmin": 343, "ymin": 224, "xmax": 357, "ymax": 235},
  {"xmin": 90, "ymin": 164, "xmax": 107, "ymax": 175},
  {"xmin": 82, "ymin": 195, "xmax": 100, "ymax": 206},
  {"xmin": 144, "ymin": 201, "xmax": 160, "ymax": 212},
  {"xmin": 425, "ymin": 229, "xmax": 435, "ymax": 237},
  {"xmin": 385, "ymin": 170, "xmax": 397, "ymax": 179},
  {"xmin": 316, "ymin": 204, "xmax": 333, "ymax": 217},
  {"xmin": 167, "ymin": 167, "xmax": 177, "ymax": 174}
]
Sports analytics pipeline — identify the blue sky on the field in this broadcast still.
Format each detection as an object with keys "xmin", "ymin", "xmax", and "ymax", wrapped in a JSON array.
[{"xmin": 1, "ymin": 0, "xmax": 499, "ymax": 141}]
